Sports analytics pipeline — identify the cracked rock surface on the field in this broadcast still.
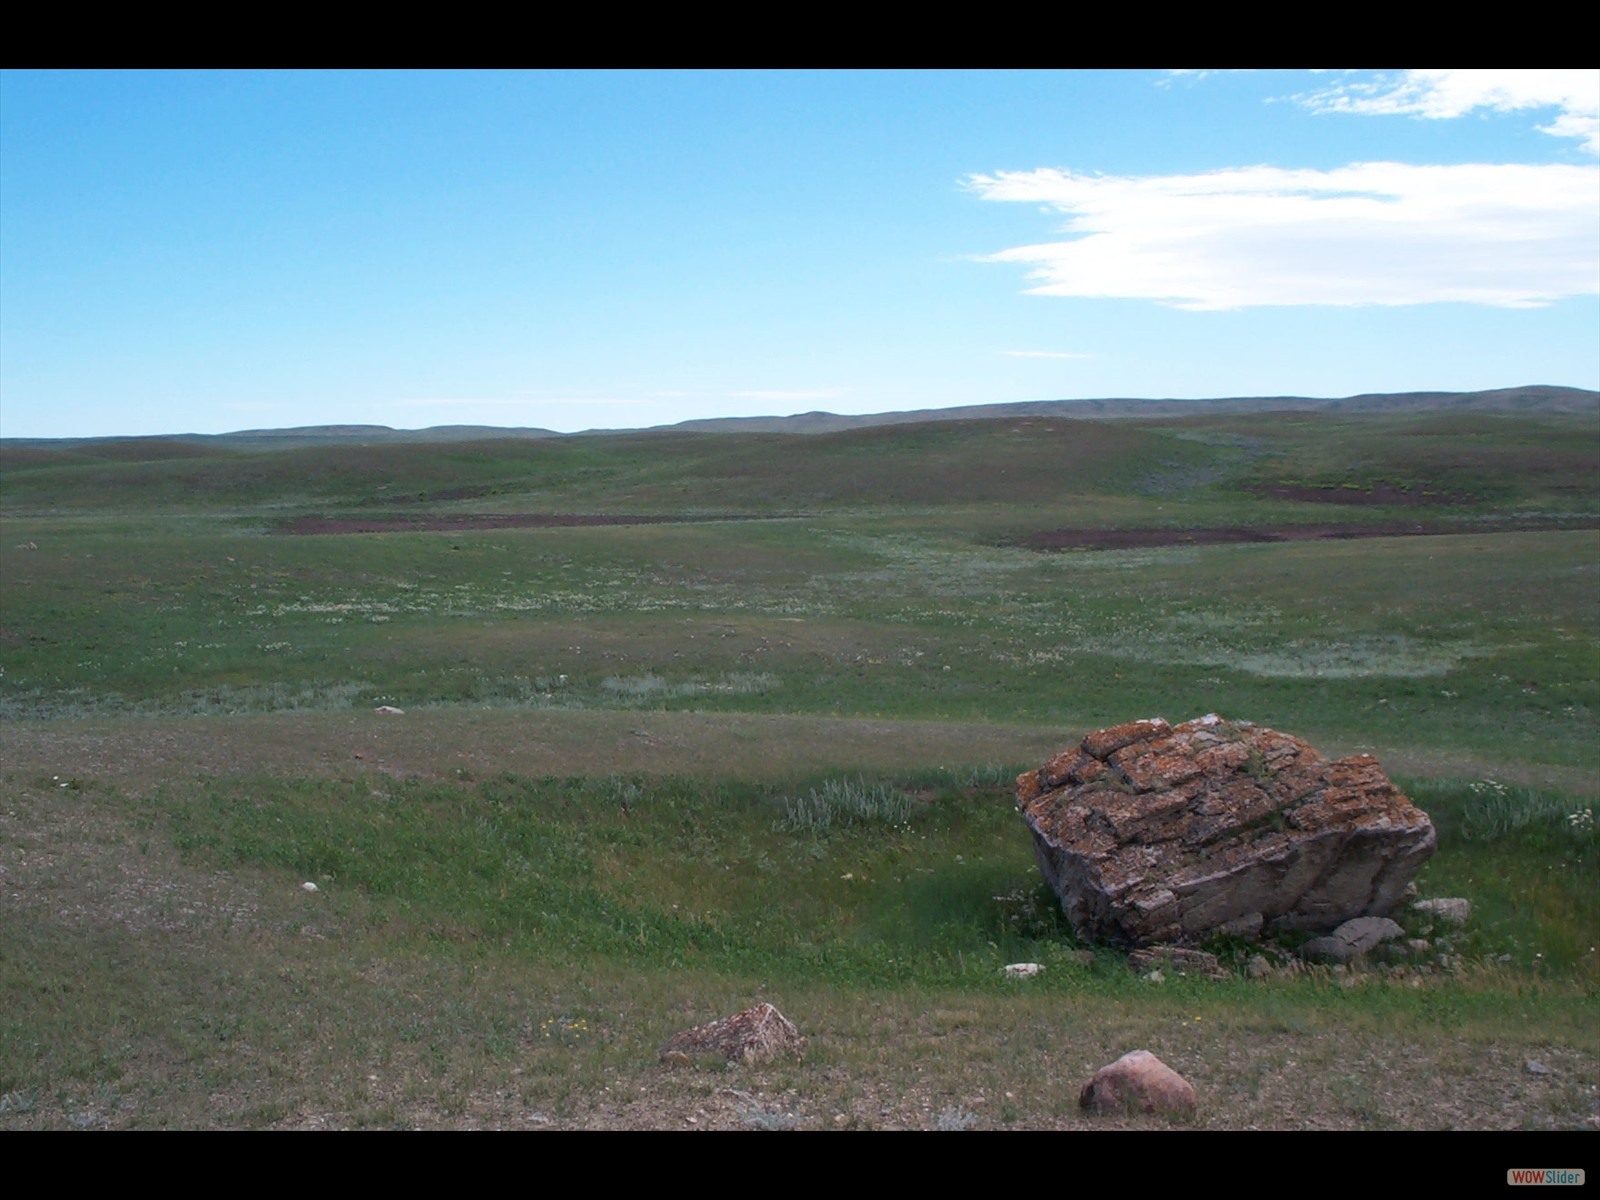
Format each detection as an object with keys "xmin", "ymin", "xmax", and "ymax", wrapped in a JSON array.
[{"xmin": 1015, "ymin": 715, "xmax": 1436, "ymax": 947}]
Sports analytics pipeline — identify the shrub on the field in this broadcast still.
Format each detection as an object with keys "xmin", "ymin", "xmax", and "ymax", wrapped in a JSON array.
[{"xmin": 774, "ymin": 776, "xmax": 915, "ymax": 834}]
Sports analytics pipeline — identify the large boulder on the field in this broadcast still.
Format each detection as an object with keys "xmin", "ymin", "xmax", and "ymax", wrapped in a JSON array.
[{"xmin": 1015, "ymin": 715, "xmax": 1435, "ymax": 947}]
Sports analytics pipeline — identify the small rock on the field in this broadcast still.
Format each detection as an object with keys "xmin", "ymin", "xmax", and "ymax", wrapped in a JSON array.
[
  {"xmin": 1334, "ymin": 915, "xmax": 1405, "ymax": 951},
  {"xmin": 1524, "ymin": 1059, "xmax": 1553, "ymax": 1076},
  {"xmin": 1079, "ymin": 1050, "xmax": 1196, "ymax": 1117},
  {"xmin": 1298, "ymin": 916, "xmax": 1405, "ymax": 963},
  {"xmin": 1127, "ymin": 946, "xmax": 1226, "ymax": 980},
  {"xmin": 301, "ymin": 881, "xmax": 319, "ymax": 893},
  {"xmin": 658, "ymin": 1003, "xmax": 806, "ymax": 1066},
  {"xmin": 1413, "ymin": 897, "xmax": 1471, "ymax": 925},
  {"xmin": 1004, "ymin": 962, "xmax": 1044, "ymax": 978},
  {"xmin": 1245, "ymin": 954, "xmax": 1272, "ymax": 979},
  {"xmin": 374, "ymin": 705, "xmax": 405, "ymax": 715},
  {"xmin": 1297, "ymin": 939, "xmax": 1338, "ymax": 962}
]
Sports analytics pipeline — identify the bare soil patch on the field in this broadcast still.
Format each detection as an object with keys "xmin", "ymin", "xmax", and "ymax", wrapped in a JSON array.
[
  {"xmin": 1013, "ymin": 518, "xmax": 1596, "ymax": 551},
  {"xmin": 0, "ymin": 710, "xmax": 1071, "ymax": 792},
  {"xmin": 7, "ymin": 709, "xmax": 1591, "ymax": 805}
]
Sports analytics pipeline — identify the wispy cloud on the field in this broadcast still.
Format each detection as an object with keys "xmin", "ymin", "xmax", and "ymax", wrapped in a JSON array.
[
  {"xmin": 966, "ymin": 161, "xmax": 1599, "ymax": 311},
  {"xmin": 1000, "ymin": 349, "xmax": 1095, "ymax": 360},
  {"xmin": 1295, "ymin": 69, "xmax": 1600, "ymax": 154}
]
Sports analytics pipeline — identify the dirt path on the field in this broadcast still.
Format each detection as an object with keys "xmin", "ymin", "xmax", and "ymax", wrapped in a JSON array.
[
  {"xmin": 5, "ymin": 710, "xmax": 1592, "ymax": 795},
  {"xmin": 275, "ymin": 512, "xmax": 785, "ymax": 535}
]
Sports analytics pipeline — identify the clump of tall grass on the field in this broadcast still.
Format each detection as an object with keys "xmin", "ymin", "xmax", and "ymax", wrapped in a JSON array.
[
  {"xmin": 600, "ymin": 672, "xmax": 778, "ymax": 701},
  {"xmin": 1456, "ymin": 779, "xmax": 1598, "ymax": 846},
  {"xmin": 775, "ymin": 776, "xmax": 916, "ymax": 834},
  {"xmin": 958, "ymin": 763, "xmax": 1018, "ymax": 788}
]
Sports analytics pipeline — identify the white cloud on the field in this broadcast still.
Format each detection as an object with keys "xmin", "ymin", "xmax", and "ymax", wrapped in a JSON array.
[
  {"xmin": 966, "ymin": 161, "xmax": 1599, "ymax": 311},
  {"xmin": 1296, "ymin": 69, "xmax": 1600, "ymax": 154},
  {"xmin": 1000, "ymin": 349, "xmax": 1095, "ymax": 360}
]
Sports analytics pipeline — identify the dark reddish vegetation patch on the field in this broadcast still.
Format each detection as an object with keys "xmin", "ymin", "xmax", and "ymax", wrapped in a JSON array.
[
  {"xmin": 276, "ymin": 512, "xmax": 779, "ymax": 535},
  {"xmin": 1251, "ymin": 483, "xmax": 1473, "ymax": 506},
  {"xmin": 1013, "ymin": 519, "xmax": 1595, "ymax": 551}
]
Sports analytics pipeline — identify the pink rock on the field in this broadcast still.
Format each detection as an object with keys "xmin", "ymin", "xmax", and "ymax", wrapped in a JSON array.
[{"xmin": 1079, "ymin": 1050, "xmax": 1196, "ymax": 1117}]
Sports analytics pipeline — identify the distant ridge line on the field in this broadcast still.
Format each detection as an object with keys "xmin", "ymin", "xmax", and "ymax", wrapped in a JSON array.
[
  {"xmin": 655, "ymin": 385, "xmax": 1599, "ymax": 434},
  {"xmin": 4, "ymin": 386, "xmax": 1594, "ymax": 448}
]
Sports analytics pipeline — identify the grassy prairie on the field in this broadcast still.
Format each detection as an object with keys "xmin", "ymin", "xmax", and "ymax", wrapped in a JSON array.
[{"xmin": 1, "ymin": 409, "xmax": 1596, "ymax": 1132}]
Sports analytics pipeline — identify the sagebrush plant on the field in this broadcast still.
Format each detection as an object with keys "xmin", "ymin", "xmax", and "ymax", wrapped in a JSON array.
[
  {"xmin": 734, "ymin": 1096, "xmax": 800, "ymax": 1131},
  {"xmin": 774, "ymin": 777, "xmax": 916, "ymax": 834},
  {"xmin": 933, "ymin": 1105, "xmax": 978, "ymax": 1130}
]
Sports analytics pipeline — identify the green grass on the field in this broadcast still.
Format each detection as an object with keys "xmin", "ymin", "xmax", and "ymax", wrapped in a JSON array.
[
  {"xmin": 3, "ymin": 517, "xmax": 1593, "ymax": 770},
  {"xmin": 126, "ymin": 766, "xmax": 1592, "ymax": 988},
  {"xmin": 3, "ymin": 758, "xmax": 1593, "ymax": 1129},
  {"xmin": 1403, "ymin": 777, "xmax": 1599, "ymax": 974},
  {"xmin": 1, "ymin": 406, "xmax": 1597, "ymax": 1129}
]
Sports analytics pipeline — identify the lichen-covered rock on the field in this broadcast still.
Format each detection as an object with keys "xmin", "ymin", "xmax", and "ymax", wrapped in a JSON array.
[
  {"xmin": 1126, "ymin": 945, "xmax": 1227, "ymax": 980},
  {"xmin": 1016, "ymin": 715, "xmax": 1435, "ymax": 947},
  {"xmin": 658, "ymin": 1003, "xmax": 807, "ymax": 1066}
]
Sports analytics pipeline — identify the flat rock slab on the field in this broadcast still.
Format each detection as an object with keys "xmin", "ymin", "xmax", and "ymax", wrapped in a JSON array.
[
  {"xmin": 1127, "ymin": 945, "xmax": 1227, "ymax": 980},
  {"xmin": 1299, "ymin": 916, "xmax": 1406, "ymax": 963},
  {"xmin": 1016, "ymin": 715, "xmax": 1436, "ymax": 947}
]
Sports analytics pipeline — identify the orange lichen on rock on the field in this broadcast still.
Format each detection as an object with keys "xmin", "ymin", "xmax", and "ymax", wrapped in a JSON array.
[{"xmin": 1016, "ymin": 715, "xmax": 1435, "ymax": 947}]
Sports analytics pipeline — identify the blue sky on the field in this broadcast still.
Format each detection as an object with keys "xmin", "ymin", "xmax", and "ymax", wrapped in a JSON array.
[{"xmin": 2, "ymin": 69, "xmax": 1596, "ymax": 438}]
